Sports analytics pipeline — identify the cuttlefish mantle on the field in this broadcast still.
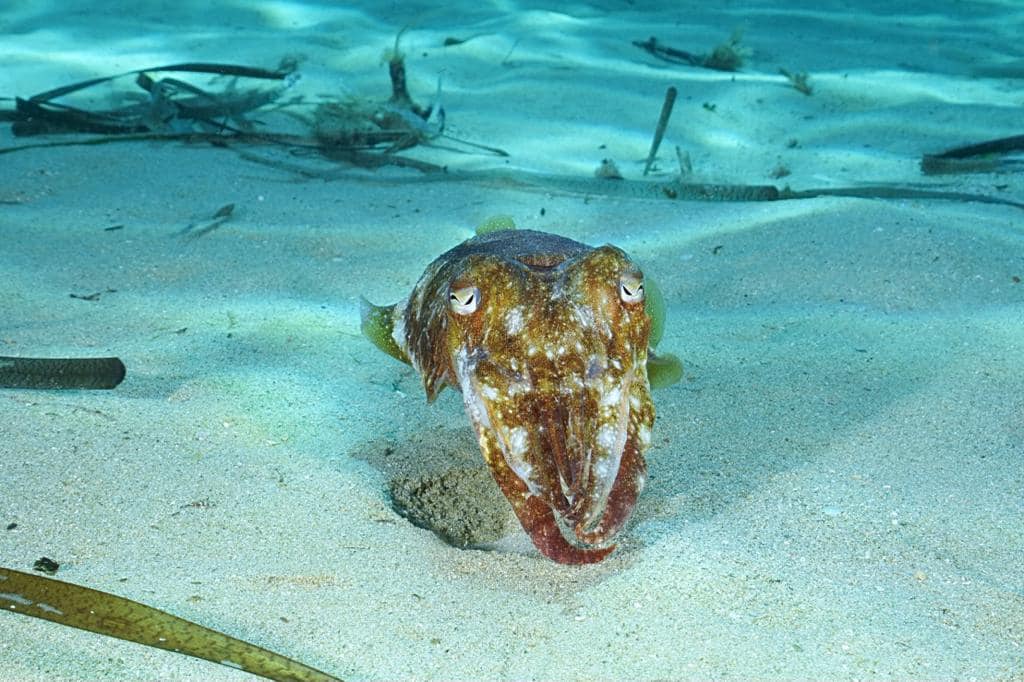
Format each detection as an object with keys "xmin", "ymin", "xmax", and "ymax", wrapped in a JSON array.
[{"xmin": 361, "ymin": 222, "xmax": 681, "ymax": 564}]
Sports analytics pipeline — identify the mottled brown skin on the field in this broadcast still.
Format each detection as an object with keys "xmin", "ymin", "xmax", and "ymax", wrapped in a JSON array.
[{"xmin": 398, "ymin": 229, "xmax": 654, "ymax": 564}]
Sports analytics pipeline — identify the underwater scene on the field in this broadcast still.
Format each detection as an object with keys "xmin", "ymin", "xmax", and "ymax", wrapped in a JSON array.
[{"xmin": 1, "ymin": 1, "xmax": 1022, "ymax": 679}]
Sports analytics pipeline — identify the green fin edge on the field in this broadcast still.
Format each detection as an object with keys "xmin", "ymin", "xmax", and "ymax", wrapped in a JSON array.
[
  {"xmin": 643, "ymin": 274, "xmax": 682, "ymax": 388},
  {"xmin": 648, "ymin": 351, "xmax": 684, "ymax": 389},
  {"xmin": 359, "ymin": 297, "xmax": 409, "ymax": 364},
  {"xmin": 644, "ymin": 274, "xmax": 666, "ymax": 349},
  {"xmin": 475, "ymin": 215, "xmax": 516, "ymax": 235}
]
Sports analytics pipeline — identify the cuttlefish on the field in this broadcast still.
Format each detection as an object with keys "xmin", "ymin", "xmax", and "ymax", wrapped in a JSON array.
[{"xmin": 361, "ymin": 222, "xmax": 681, "ymax": 564}]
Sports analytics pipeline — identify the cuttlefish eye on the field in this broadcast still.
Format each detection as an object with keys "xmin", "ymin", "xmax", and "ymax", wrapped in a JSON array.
[
  {"xmin": 449, "ymin": 285, "xmax": 481, "ymax": 315},
  {"xmin": 619, "ymin": 273, "xmax": 644, "ymax": 304}
]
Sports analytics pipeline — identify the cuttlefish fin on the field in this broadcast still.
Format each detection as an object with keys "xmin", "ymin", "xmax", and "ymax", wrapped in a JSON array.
[
  {"xmin": 475, "ymin": 214, "xmax": 516, "ymax": 235},
  {"xmin": 647, "ymin": 350, "xmax": 683, "ymax": 389},
  {"xmin": 359, "ymin": 296, "xmax": 409, "ymax": 364},
  {"xmin": 640, "ymin": 273, "xmax": 683, "ymax": 388},
  {"xmin": 644, "ymin": 273, "xmax": 666, "ymax": 348}
]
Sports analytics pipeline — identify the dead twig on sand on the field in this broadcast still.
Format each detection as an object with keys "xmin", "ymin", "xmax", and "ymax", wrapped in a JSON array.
[
  {"xmin": 643, "ymin": 86, "xmax": 678, "ymax": 176},
  {"xmin": 633, "ymin": 31, "xmax": 749, "ymax": 72}
]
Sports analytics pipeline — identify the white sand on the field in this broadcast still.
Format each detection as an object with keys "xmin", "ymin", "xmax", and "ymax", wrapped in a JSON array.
[{"xmin": 1, "ymin": 1, "xmax": 1022, "ymax": 680}]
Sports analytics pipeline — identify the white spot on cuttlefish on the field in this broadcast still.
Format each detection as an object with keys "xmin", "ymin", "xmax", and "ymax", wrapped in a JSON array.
[
  {"xmin": 502, "ymin": 425, "xmax": 540, "ymax": 495},
  {"xmin": 457, "ymin": 347, "xmax": 492, "ymax": 431},
  {"xmin": 596, "ymin": 424, "xmax": 618, "ymax": 453},
  {"xmin": 572, "ymin": 304, "xmax": 595, "ymax": 329},
  {"xmin": 505, "ymin": 307, "xmax": 525, "ymax": 334},
  {"xmin": 507, "ymin": 425, "xmax": 528, "ymax": 457},
  {"xmin": 600, "ymin": 385, "xmax": 622, "ymax": 408},
  {"xmin": 638, "ymin": 424, "xmax": 651, "ymax": 446},
  {"xmin": 593, "ymin": 455, "xmax": 615, "ymax": 481}
]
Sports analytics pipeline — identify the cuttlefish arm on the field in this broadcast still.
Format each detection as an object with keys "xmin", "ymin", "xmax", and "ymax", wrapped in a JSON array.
[{"xmin": 362, "ymin": 226, "xmax": 681, "ymax": 564}]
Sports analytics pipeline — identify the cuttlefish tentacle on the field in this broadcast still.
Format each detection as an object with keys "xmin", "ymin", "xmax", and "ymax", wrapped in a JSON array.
[
  {"xmin": 474, "ymin": 418, "xmax": 615, "ymax": 564},
  {"xmin": 362, "ymin": 227, "xmax": 676, "ymax": 564}
]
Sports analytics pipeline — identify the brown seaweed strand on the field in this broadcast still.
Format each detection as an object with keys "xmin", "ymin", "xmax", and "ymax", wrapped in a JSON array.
[{"xmin": 0, "ymin": 567, "xmax": 342, "ymax": 682}]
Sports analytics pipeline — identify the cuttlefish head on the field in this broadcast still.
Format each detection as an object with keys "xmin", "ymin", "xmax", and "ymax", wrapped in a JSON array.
[{"xmin": 441, "ymin": 245, "xmax": 654, "ymax": 563}]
